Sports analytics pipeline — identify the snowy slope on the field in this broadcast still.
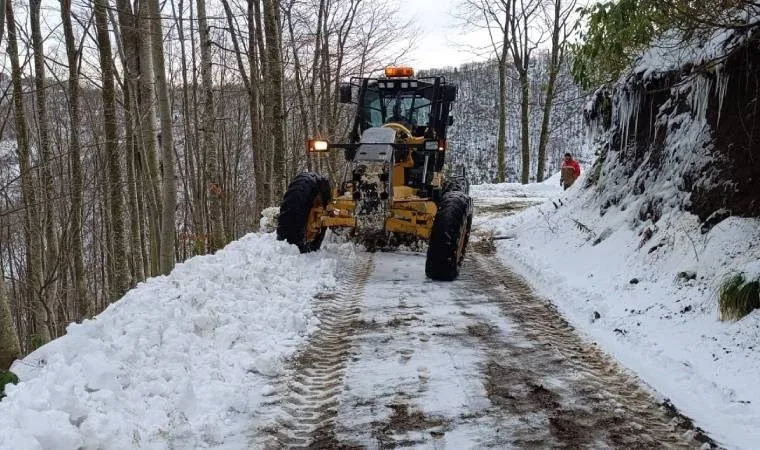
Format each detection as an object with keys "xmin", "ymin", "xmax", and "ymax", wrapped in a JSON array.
[
  {"xmin": 474, "ymin": 174, "xmax": 760, "ymax": 450},
  {"xmin": 0, "ymin": 234, "xmax": 350, "ymax": 449}
]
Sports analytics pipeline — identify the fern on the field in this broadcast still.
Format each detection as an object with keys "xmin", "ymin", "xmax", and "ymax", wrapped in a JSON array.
[{"xmin": 570, "ymin": 218, "xmax": 596, "ymax": 239}]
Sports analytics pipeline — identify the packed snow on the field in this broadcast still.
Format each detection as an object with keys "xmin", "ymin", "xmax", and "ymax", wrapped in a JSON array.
[
  {"xmin": 473, "ymin": 173, "xmax": 760, "ymax": 450},
  {"xmin": 1, "ymin": 234, "xmax": 346, "ymax": 449},
  {"xmin": 333, "ymin": 251, "xmax": 510, "ymax": 446}
]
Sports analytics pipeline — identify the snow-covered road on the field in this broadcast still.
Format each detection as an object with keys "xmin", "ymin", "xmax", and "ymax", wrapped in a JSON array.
[{"xmin": 250, "ymin": 246, "xmax": 708, "ymax": 448}]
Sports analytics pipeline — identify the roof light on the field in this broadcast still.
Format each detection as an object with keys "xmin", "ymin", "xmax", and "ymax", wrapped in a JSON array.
[{"xmin": 385, "ymin": 66, "xmax": 414, "ymax": 78}]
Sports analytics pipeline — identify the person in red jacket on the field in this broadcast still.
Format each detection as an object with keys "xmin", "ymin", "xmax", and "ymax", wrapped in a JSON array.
[{"xmin": 560, "ymin": 152, "xmax": 581, "ymax": 190}]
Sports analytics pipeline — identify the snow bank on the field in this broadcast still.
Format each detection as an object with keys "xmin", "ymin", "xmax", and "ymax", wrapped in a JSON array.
[
  {"xmin": 474, "ymin": 181, "xmax": 760, "ymax": 449},
  {"xmin": 0, "ymin": 234, "xmax": 343, "ymax": 449}
]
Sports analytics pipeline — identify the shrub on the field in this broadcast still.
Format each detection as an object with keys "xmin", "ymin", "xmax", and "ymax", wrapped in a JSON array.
[
  {"xmin": 585, "ymin": 151, "xmax": 606, "ymax": 188},
  {"xmin": 0, "ymin": 370, "xmax": 19, "ymax": 399},
  {"xmin": 718, "ymin": 273, "xmax": 760, "ymax": 321}
]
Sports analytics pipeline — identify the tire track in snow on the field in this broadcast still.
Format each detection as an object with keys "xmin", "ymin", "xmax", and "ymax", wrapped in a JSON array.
[
  {"xmin": 250, "ymin": 253, "xmax": 373, "ymax": 449},
  {"xmin": 468, "ymin": 252, "xmax": 715, "ymax": 448}
]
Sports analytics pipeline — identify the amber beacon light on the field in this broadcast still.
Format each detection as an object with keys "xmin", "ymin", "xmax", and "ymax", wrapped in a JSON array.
[{"xmin": 384, "ymin": 66, "xmax": 414, "ymax": 78}]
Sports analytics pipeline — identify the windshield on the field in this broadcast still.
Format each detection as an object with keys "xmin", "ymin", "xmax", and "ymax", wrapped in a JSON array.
[{"xmin": 360, "ymin": 85, "xmax": 432, "ymax": 130}]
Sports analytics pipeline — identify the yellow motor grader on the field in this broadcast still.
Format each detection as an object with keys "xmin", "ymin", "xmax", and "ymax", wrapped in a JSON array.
[{"xmin": 277, "ymin": 67, "xmax": 472, "ymax": 280}]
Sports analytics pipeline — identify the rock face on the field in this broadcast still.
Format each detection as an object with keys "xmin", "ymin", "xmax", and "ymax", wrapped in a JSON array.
[
  {"xmin": 586, "ymin": 26, "xmax": 760, "ymax": 228},
  {"xmin": 705, "ymin": 38, "xmax": 760, "ymax": 219}
]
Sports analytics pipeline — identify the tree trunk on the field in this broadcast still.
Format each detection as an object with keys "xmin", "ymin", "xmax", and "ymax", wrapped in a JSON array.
[
  {"xmin": 6, "ymin": 0, "xmax": 49, "ymax": 344},
  {"xmin": 197, "ymin": 0, "xmax": 226, "ymax": 251},
  {"xmin": 519, "ymin": 68, "xmax": 531, "ymax": 184},
  {"xmin": 536, "ymin": 0, "xmax": 563, "ymax": 183},
  {"xmin": 496, "ymin": 33, "xmax": 510, "ymax": 183},
  {"xmin": 284, "ymin": 3, "xmax": 310, "ymax": 166},
  {"xmin": 247, "ymin": 0, "xmax": 263, "ymax": 218},
  {"xmin": 172, "ymin": 0, "xmax": 203, "ymax": 255},
  {"xmin": 60, "ymin": 0, "xmax": 89, "ymax": 319},
  {"xmin": 188, "ymin": 0, "xmax": 207, "ymax": 249},
  {"xmin": 506, "ymin": 0, "xmax": 537, "ymax": 184},
  {"xmin": 137, "ymin": 0, "xmax": 162, "ymax": 275},
  {"xmin": 0, "ymin": 0, "xmax": 17, "ymax": 369},
  {"xmin": 95, "ymin": 0, "xmax": 129, "ymax": 300},
  {"xmin": 253, "ymin": 0, "xmax": 271, "ymax": 210},
  {"xmin": 31, "ymin": 0, "xmax": 59, "ymax": 336},
  {"xmin": 263, "ymin": 0, "xmax": 285, "ymax": 203},
  {"xmin": 151, "ymin": 0, "xmax": 177, "ymax": 274},
  {"xmin": 125, "ymin": 112, "xmax": 145, "ymax": 282},
  {"xmin": 0, "ymin": 270, "xmax": 20, "ymax": 370},
  {"xmin": 114, "ymin": 0, "xmax": 145, "ymax": 283}
]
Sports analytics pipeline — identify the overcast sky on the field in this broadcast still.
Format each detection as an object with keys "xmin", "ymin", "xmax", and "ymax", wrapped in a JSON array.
[
  {"xmin": 403, "ymin": 0, "xmax": 490, "ymax": 70},
  {"xmin": 401, "ymin": 0, "xmax": 597, "ymax": 71}
]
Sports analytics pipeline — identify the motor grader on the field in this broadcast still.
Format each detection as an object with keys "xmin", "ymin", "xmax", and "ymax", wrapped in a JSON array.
[{"xmin": 276, "ymin": 67, "xmax": 472, "ymax": 281}]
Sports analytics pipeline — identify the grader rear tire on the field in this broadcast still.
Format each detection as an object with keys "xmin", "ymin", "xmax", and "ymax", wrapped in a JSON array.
[
  {"xmin": 277, "ymin": 172, "xmax": 331, "ymax": 253},
  {"xmin": 426, "ymin": 191, "xmax": 472, "ymax": 281}
]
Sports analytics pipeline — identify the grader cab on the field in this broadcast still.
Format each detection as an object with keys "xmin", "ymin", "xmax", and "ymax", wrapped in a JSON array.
[{"xmin": 277, "ymin": 67, "xmax": 472, "ymax": 280}]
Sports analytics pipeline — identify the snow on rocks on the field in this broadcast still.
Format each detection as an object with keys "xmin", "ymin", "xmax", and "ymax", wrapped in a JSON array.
[
  {"xmin": 474, "ymin": 176, "xmax": 760, "ymax": 449},
  {"xmin": 0, "ymin": 233, "xmax": 342, "ymax": 450}
]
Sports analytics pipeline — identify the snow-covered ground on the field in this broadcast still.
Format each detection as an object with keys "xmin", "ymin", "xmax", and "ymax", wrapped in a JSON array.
[
  {"xmin": 1, "ymin": 234, "xmax": 347, "ymax": 449},
  {"xmin": 1, "ymin": 170, "xmax": 758, "ymax": 449},
  {"xmin": 473, "ymin": 171, "xmax": 760, "ymax": 450}
]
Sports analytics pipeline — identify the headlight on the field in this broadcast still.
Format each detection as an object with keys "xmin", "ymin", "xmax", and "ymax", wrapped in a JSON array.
[{"xmin": 307, "ymin": 139, "xmax": 329, "ymax": 152}]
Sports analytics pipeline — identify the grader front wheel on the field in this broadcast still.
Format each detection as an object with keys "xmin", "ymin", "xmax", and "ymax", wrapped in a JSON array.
[
  {"xmin": 425, "ymin": 191, "xmax": 472, "ymax": 281},
  {"xmin": 277, "ymin": 172, "xmax": 331, "ymax": 253}
]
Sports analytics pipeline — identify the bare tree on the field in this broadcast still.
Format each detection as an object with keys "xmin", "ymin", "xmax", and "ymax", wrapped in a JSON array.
[
  {"xmin": 95, "ymin": 0, "xmax": 129, "ymax": 299},
  {"xmin": 0, "ymin": 0, "xmax": 20, "ymax": 369},
  {"xmin": 151, "ymin": 0, "xmax": 177, "ymax": 274},
  {"xmin": 262, "ymin": 0, "xmax": 286, "ymax": 203},
  {"xmin": 0, "ymin": 268, "xmax": 20, "ymax": 370},
  {"xmin": 535, "ymin": 0, "xmax": 576, "ymax": 182},
  {"xmin": 113, "ymin": 0, "xmax": 148, "ymax": 282},
  {"xmin": 138, "ymin": 0, "xmax": 162, "ymax": 275},
  {"xmin": 61, "ymin": 0, "xmax": 90, "ymax": 319},
  {"xmin": 31, "ymin": 0, "xmax": 61, "ymax": 327},
  {"xmin": 247, "ymin": 0, "xmax": 264, "ymax": 217},
  {"xmin": 197, "ymin": 0, "xmax": 226, "ymax": 250},
  {"xmin": 6, "ymin": 0, "xmax": 49, "ymax": 343},
  {"xmin": 507, "ymin": 0, "xmax": 544, "ymax": 184},
  {"xmin": 456, "ymin": 1, "xmax": 514, "ymax": 183}
]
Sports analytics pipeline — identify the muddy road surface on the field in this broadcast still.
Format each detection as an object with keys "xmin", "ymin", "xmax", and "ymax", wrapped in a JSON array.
[{"xmin": 250, "ymin": 211, "xmax": 715, "ymax": 448}]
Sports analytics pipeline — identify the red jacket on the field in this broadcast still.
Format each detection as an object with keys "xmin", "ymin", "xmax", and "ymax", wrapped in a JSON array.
[{"xmin": 561, "ymin": 159, "xmax": 581, "ymax": 177}]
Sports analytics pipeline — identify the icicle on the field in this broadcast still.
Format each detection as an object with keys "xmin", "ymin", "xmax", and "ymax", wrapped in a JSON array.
[
  {"xmin": 689, "ymin": 74, "xmax": 712, "ymax": 125},
  {"xmin": 616, "ymin": 86, "xmax": 641, "ymax": 154},
  {"xmin": 633, "ymin": 87, "xmax": 641, "ymax": 153},
  {"xmin": 617, "ymin": 89, "xmax": 630, "ymax": 152},
  {"xmin": 715, "ymin": 65, "xmax": 729, "ymax": 126}
]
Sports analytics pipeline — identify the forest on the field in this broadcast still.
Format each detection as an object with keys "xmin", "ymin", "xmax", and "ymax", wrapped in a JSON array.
[{"xmin": 1, "ymin": 0, "xmax": 755, "ymax": 366}]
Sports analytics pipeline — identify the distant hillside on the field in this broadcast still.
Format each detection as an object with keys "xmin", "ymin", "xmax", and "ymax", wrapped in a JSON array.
[{"xmin": 422, "ymin": 56, "xmax": 586, "ymax": 184}]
